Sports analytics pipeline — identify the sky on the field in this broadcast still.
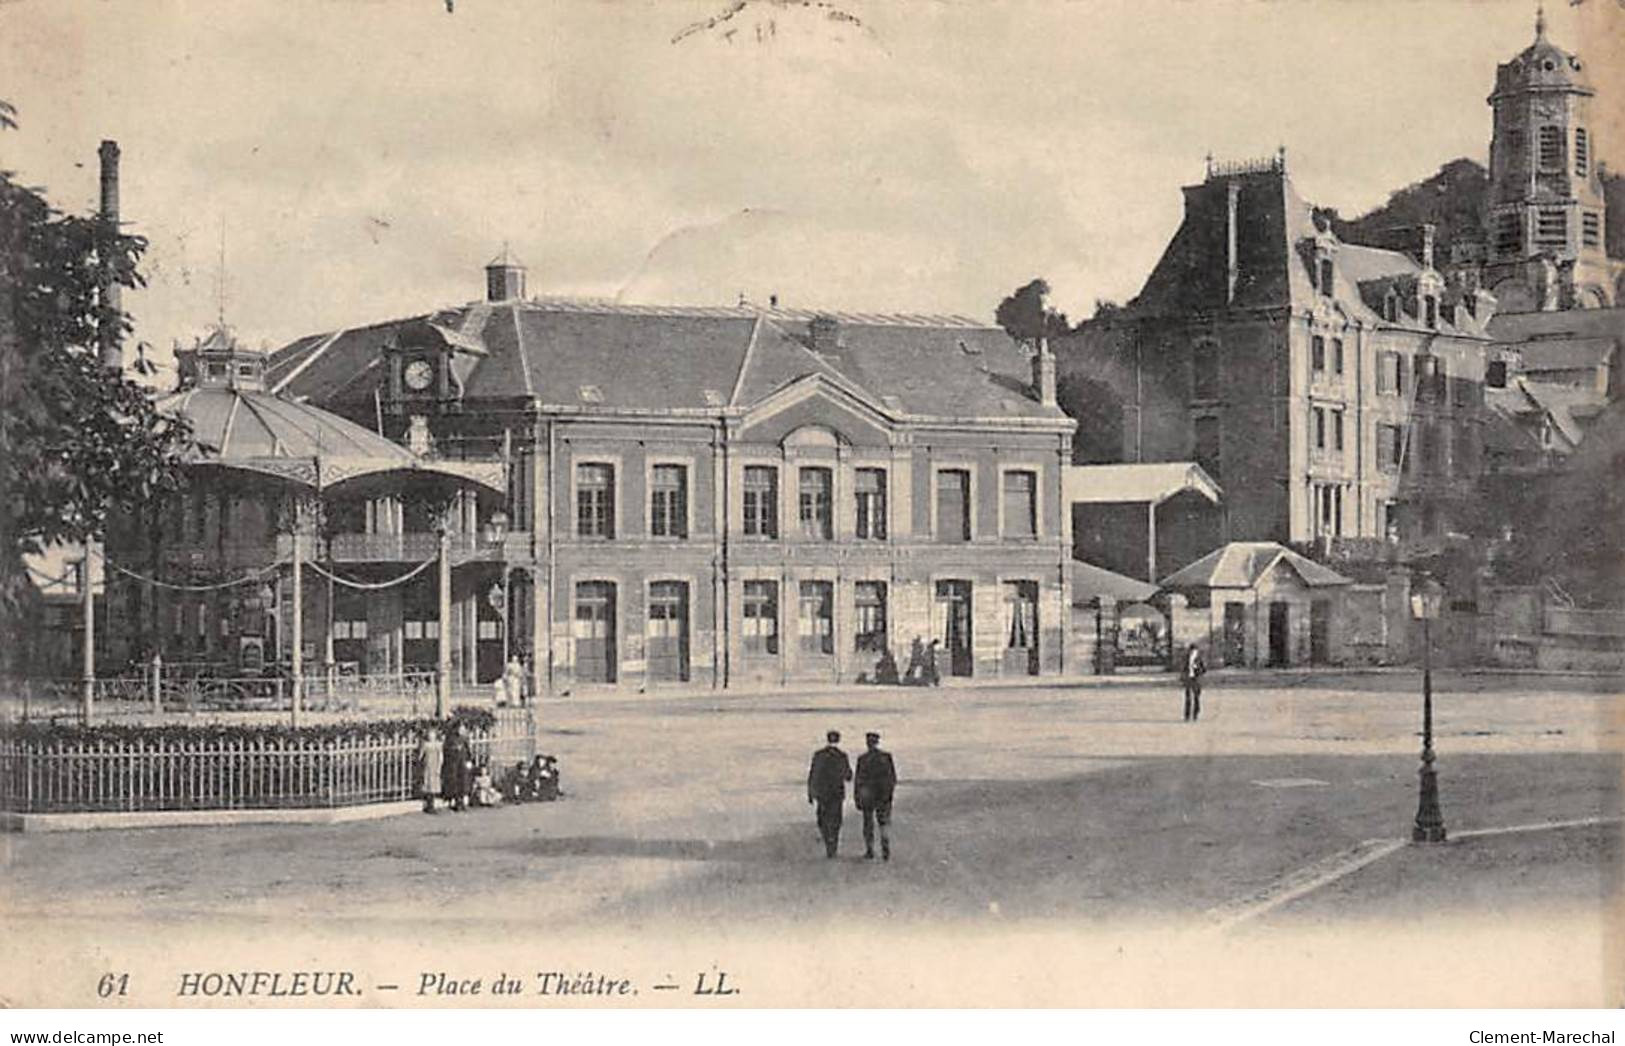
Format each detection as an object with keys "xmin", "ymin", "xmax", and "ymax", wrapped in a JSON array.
[{"xmin": 3, "ymin": 0, "xmax": 1623, "ymax": 368}]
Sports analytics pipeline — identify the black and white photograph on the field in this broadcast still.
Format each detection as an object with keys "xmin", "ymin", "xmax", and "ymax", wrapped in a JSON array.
[{"xmin": 1, "ymin": 0, "xmax": 1621, "ymax": 1021}]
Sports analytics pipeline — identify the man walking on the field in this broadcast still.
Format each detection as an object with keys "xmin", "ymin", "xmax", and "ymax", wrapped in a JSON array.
[
  {"xmin": 854, "ymin": 731, "xmax": 897, "ymax": 861},
  {"xmin": 807, "ymin": 730, "xmax": 853, "ymax": 859},
  {"xmin": 1180, "ymin": 642, "xmax": 1207, "ymax": 722}
]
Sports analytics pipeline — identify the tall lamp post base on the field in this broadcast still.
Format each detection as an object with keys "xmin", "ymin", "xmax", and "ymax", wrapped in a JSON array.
[{"xmin": 1413, "ymin": 760, "xmax": 1447, "ymax": 843}]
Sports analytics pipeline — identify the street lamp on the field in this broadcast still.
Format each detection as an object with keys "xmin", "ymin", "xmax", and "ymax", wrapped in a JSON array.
[
  {"xmin": 1410, "ymin": 575, "xmax": 1447, "ymax": 843},
  {"xmin": 482, "ymin": 511, "xmax": 509, "ymax": 548}
]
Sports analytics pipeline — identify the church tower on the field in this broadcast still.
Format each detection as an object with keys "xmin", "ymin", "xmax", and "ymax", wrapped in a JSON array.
[{"xmin": 1482, "ymin": 8, "xmax": 1613, "ymax": 310}]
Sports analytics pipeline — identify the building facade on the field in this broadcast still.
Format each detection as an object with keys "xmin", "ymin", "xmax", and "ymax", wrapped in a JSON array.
[
  {"xmin": 113, "ymin": 264, "xmax": 1076, "ymax": 695},
  {"xmin": 1054, "ymin": 156, "xmax": 1495, "ymax": 553}
]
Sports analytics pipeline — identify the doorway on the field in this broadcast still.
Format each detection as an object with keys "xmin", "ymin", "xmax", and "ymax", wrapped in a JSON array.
[
  {"xmin": 936, "ymin": 580, "xmax": 974, "ymax": 677},
  {"xmin": 574, "ymin": 581, "xmax": 617, "ymax": 684},
  {"xmin": 1310, "ymin": 600, "xmax": 1331, "ymax": 664},
  {"xmin": 646, "ymin": 581, "xmax": 690, "ymax": 683},
  {"xmin": 1002, "ymin": 581, "xmax": 1040, "ymax": 676},
  {"xmin": 1268, "ymin": 601, "xmax": 1290, "ymax": 667},
  {"xmin": 1223, "ymin": 602, "xmax": 1248, "ymax": 666}
]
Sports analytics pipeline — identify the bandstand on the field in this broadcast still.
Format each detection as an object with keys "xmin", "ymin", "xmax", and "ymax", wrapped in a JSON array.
[{"xmin": 97, "ymin": 326, "xmax": 512, "ymax": 719}]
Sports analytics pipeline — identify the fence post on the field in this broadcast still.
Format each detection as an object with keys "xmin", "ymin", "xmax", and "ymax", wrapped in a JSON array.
[{"xmin": 149, "ymin": 653, "xmax": 163, "ymax": 714}]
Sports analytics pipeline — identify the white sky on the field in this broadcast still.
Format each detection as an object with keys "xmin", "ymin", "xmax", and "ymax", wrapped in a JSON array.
[{"xmin": 4, "ymin": 0, "xmax": 1622, "ymax": 362}]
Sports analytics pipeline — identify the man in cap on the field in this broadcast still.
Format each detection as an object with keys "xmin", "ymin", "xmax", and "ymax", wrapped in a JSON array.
[
  {"xmin": 853, "ymin": 731, "xmax": 897, "ymax": 861},
  {"xmin": 806, "ymin": 729, "xmax": 853, "ymax": 859},
  {"xmin": 1180, "ymin": 642, "xmax": 1207, "ymax": 722}
]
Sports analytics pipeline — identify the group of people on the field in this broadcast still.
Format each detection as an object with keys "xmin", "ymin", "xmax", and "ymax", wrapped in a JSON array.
[
  {"xmin": 415, "ymin": 720, "xmax": 562, "ymax": 813},
  {"xmin": 491, "ymin": 655, "xmax": 532, "ymax": 707},
  {"xmin": 807, "ymin": 730, "xmax": 897, "ymax": 861},
  {"xmin": 861, "ymin": 638, "xmax": 942, "ymax": 687}
]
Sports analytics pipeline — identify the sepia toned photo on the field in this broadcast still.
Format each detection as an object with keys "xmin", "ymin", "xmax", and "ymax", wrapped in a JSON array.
[{"xmin": 0, "ymin": 0, "xmax": 1621, "ymax": 1014}]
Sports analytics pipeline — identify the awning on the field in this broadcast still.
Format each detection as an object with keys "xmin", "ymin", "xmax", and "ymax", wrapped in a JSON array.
[
  {"xmin": 1071, "ymin": 558, "xmax": 1159, "ymax": 604},
  {"xmin": 1064, "ymin": 462, "xmax": 1222, "ymax": 506}
]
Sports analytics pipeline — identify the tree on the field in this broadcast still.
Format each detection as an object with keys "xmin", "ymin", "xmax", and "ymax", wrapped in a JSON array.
[
  {"xmin": 995, "ymin": 278, "xmax": 1070, "ymax": 345},
  {"xmin": 1, "ymin": 109, "xmax": 192, "ymax": 674}
]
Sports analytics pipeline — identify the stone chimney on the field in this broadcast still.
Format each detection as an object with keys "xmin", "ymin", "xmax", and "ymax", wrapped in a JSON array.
[
  {"xmin": 98, "ymin": 140, "xmax": 122, "ymax": 371},
  {"xmin": 1419, "ymin": 223, "xmax": 1436, "ymax": 270},
  {"xmin": 809, "ymin": 314, "xmax": 840, "ymax": 354},
  {"xmin": 485, "ymin": 248, "xmax": 526, "ymax": 302},
  {"xmin": 1226, "ymin": 181, "xmax": 1241, "ymax": 305},
  {"xmin": 1032, "ymin": 336, "xmax": 1057, "ymax": 407}
]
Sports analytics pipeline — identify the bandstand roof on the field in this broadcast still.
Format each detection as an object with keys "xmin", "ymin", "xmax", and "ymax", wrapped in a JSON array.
[{"xmin": 159, "ymin": 384, "xmax": 503, "ymax": 493}]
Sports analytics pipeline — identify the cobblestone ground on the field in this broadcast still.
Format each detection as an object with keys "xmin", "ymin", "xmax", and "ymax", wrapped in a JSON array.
[{"xmin": 0, "ymin": 672, "xmax": 1618, "ymax": 1006}]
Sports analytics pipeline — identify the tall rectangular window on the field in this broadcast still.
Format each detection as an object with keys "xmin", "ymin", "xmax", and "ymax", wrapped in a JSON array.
[
  {"xmin": 1318, "ymin": 258, "xmax": 1334, "ymax": 297},
  {"xmin": 1378, "ymin": 351, "xmax": 1404, "ymax": 395},
  {"xmin": 854, "ymin": 467, "xmax": 887, "ymax": 540},
  {"xmin": 1193, "ymin": 416, "xmax": 1221, "ymax": 480},
  {"xmin": 1576, "ymin": 127, "xmax": 1589, "ymax": 177},
  {"xmin": 741, "ymin": 580, "xmax": 778, "ymax": 655},
  {"xmin": 1379, "ymin": 423, "xmax": 1404, "ymax": 470},
  {"xmin": 936, "ymin": 469, "xmax": 970, "ymax": 542},
  {"xmin": 1311, "ymin": 335, "xmax": 1326, "ymax": 373},
  {"xmin": 1002, "ymin": 470, "xmax": 1037, "ymax": 539},
  {"xmin": 854, "ymin": 581, "xmax": 888, "ymax": 653},
  {"xmin": 1314, "ymin": 407, "xmax": 1327, "ymax": 450},
  {"xmin": 575, "ymin": 463, "xmax": 614, "ymax": 539},
  {"xmin": 1539, "ymin": 125, "xmax": 1563, "ymax": 169},
  {"xmin": 1192, "ymin": 340, "xmax": 1219, "ymax": 400},
  {"xmin": 1583, "ymin": 212, "xmax": 1601, "ymax": 248},
  {"xmin": 798, "ymin": 580, "xmax": 833, "ymax": 655},
  {"xmin": 742, "ymin": 466, "xmax": 778, "ymax": 539},
  {"xmin": 1424, "ymin": 296, "xmax": 1438, "ymax": 329},
  {"xmin": 798, "ymin": 467, "xmax": 832, "ymax": 540},
  {"xmin": 1333, "ymin": 338, "xmax": 1344, "ymax": 375},
  {"xmin": 1333, "ymin": 409, "xmax": 1345, "ymax": 453},
  {"xmin": 650, "ymin": 464, "xmax": 687, "ymax": 539}
]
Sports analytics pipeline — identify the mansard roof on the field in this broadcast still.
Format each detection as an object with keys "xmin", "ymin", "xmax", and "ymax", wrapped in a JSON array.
[{"xmin": 266, "ymin": 299, "xmax": 1069, "ymax": 424}]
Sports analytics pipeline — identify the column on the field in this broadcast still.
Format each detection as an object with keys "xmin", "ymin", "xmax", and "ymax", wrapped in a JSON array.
[
  {"xmin": 437, "ymin": 515, "xmax": 451, "ymax": 717},
  {"xmin": 80, "ymin": 544, "xmax": 96, "ymax": 724}
]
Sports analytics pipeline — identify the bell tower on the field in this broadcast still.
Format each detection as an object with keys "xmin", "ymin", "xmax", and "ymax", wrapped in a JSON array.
[{"xmin": 1482, "ymin": 7, "xmax": 1612, "ymax": 310}]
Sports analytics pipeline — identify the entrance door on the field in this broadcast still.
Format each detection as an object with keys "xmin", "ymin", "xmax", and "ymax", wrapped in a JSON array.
[
  {"xmin": 936, "ymin": 580, "xmax": 974, "ymax": 677},
  {"xmin": 1310, "ymin": 600, "xmax": 1331, "ymax": 664},
  {"xmin": 1002, "ymin": 581, "xmax": 1040, "ymax": 676},
  {"xmin": 1223, "ymin": 602, "xmax": 1248, "ymax": 667},
  {"xmin": 647, "ymin": 581, "xmax": 690, "ymax": 683},
  {"xmin": 1268, "ymin": 601, "xmax": 1290, "ymax": 667},
  {"xmin": 574, "ymin": 582, "xmax": 617, "ymax": 684}
]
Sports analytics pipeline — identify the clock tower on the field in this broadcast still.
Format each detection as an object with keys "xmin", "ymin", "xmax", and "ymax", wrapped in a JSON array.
[{"xmin": 1482, "ymin": 8, "xmax": 1614, "ymax": 310}]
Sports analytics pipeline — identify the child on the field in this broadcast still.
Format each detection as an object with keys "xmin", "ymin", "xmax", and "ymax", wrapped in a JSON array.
[
  {"xmin": 472, "ymin": 763, "xmax": 502, "ymax": 807},
  {"xmin": 416, "ymin": 726, "xmax": 444, "ymax": 814}
]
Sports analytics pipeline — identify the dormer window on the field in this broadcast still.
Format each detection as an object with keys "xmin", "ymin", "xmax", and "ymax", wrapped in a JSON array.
[
  {"xmin": 1424, "ymin": 295, "xmax": 1437, "ymax": 329},
  {"xmin": 1318, "ymin": 258, "xmax": 1334, "ymax": 297},
  {"xmin": 1383, "ymin": 292, "xmax": 1399, "ymax": 323}
]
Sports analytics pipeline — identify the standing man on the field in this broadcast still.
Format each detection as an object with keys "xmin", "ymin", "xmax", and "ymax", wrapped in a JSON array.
[
  {"xmin": 1180, "ymin": 642, "xmax": 1206, "ymax": 722},
  {"xmin": 854, "ymin": 731, "xmax": 897, "ymax": 861},
  {"xmin": 806, "ymin": 729, "xmax": 852, "ymax": 859}
]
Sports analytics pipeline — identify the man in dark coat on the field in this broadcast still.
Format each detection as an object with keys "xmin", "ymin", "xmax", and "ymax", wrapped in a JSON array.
[
  {"xmin": 1180, "ymin": 642, "xmax": 1207, "ymax": 722},
  {"xmin": 806, "ymin": 729, "xmax": 852, "ymax": 858},
  {"xmin": 853, "ymin": 731, "xmax": 897, "ymax": 861}
]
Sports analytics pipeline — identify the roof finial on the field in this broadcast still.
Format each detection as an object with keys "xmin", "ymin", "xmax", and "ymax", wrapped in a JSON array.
[{"xmin": 1535, "ymin": 2, "xmax": 1546, "ymax": 40}]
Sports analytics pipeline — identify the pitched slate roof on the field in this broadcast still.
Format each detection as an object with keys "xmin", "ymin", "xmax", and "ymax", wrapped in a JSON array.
[
  {"xmin": 1159, "ymin": 541, "xmax": 1351, "ymax": 590},
  {"xmin": 1488, "ymin": 306, "xmax": 1625, "ymax": 347},
  {"xmin": 266, "ymin": 300, "xmax": 1070, "ymax": 423},
  {"xmin": 1516, "ymin": 336, "xmax": 1616, "ymax": 374}
]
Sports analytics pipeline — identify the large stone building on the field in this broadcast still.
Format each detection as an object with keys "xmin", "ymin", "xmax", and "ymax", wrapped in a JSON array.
[
  {"xmin": 106, "ymin": 259, "xmax": 1076, "ymax": 695},
  {"xmin": 1053, "ymin": 154, "xmax": 1494, "ymax": 556}
]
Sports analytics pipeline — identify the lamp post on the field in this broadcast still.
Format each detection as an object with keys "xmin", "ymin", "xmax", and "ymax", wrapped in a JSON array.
[{"xmin": 1409, "ymin": 575, "xmax": 1447, "ymax": 843}]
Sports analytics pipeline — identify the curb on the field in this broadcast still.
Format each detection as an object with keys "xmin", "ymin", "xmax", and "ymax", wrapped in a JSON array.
[{"xmin": 2, "ymin": 800, "xmax": 421, "ymax": 833}]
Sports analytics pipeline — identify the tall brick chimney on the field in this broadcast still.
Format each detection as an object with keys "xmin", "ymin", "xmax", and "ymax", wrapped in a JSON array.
[
  {"xmin": 98, "ymin": 140, "xmax": 122, "ymax": 371},
  {"xmin": 808, "ymin": 314, "xmax": 840, "ymax": 354},
  {"xmin": 1419, "ymin": 223, "xmax": 1436, "ymax": 271},
  {"xmin": 1032, "ymin": 336, "xmax": 1057, "ymax": 407}
]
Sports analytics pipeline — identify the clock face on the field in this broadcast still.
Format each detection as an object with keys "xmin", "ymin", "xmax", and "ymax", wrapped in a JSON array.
[{"xmin": 403, "ymin": 359, "xmax": 434, "ymax": 392}]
